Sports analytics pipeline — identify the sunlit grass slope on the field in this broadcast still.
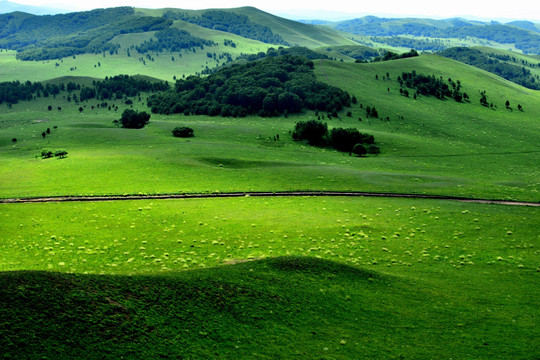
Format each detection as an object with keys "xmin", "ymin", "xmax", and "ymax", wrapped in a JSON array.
[
  {"xmin": 1, "ymin": 196, "xmax": 538, "ymax": 358},
  {"xmin": 314, "ymin": 55, "xmax": 540, "ymax": 201},
  {"xmin": 1, "ymin": 55, "xmax": 538, "ymax": 200}
]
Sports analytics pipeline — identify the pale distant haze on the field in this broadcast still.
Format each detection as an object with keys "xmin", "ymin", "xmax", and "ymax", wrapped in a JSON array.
[{"xmin": 8, "ymin": 0, "xmax": 540, "ymax": 21}]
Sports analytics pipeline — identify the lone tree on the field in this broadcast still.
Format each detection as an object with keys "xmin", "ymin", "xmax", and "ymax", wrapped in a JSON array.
[
  {"xmin": 41, "ymin": 149, "xmax": 53, "ymax": 158},
  {"xmin": 172, "ymin": 126, "xmax": 194, "ymax": 138},
  {"xmin": 116, "ymin": 109, "xmax": 151, "ymax": 129}
]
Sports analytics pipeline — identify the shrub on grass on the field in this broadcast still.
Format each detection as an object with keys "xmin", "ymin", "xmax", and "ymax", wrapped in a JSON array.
[
  {"xmin": 352, "ymin": 143, "xmax": 367, "ymax": 156},
  {"xmin": 367, "ymin": 144, "xmax": 380, "ymax": 155},
  {"xmin": 172, "ymin": 127, "xmax": 194, "ymax": 138},
  {"xmin": 54, "ymin": 150, "xmax": 68, "ymax": 159}
]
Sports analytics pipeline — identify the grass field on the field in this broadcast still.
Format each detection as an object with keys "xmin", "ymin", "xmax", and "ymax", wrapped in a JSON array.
[
  {"xmin": 1, "ymin": 196, "xmax": 539, "ymax": 358},
  {"xmin": 1, "ymin": 48, "xmax": 539, "ymax": 358}
]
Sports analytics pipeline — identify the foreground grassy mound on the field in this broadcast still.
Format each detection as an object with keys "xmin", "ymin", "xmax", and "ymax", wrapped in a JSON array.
[{"xmin": 2, "ymin": 255, "xmax": 538, "ymax": 359}]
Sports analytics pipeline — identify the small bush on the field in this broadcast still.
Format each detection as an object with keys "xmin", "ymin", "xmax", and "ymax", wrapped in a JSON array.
[
  {"xmin": 352, "ymin": 143, "xmax": 367, "ymax": 156},
  {"xmin": 54, "ymin": 150, "xmax": 68, "ymax": 158},
  {"xmin": 367, "ymin": 144, "xmax": 380, "ymax": 154},
  {"xmin": 172, "ymin": 127, "xmax": 194, "ymax": 138}
]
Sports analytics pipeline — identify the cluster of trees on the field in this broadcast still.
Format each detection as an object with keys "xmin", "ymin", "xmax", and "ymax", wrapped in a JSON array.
[
  {"xmin": 331, "ymin": 45, "xmax": 381, "ymax": 61},
  {"xmin": 372, "ymin": 49, "xmax": 419, "ymax": 62},
  {"xmin": 370, "ymin": 36, "xmax": 446, "ymax": 51},
  {"xmin": 0, "ymin": 8, "xmax": 171, "ymax": 60},
  {"xmin": 0, "ymin": 81, "xmax": 40, "ymax": 104},
  {"xmin": 165, "ymin": 10, "xmax": 288, "ymax": 46},
  {"xmin": 148, "ymin": 55, "xmax": 351, "ymax": 117},
  {"xmin": 135, "ymin": 28, "xmax": 216, "ymax": 54},
  {"xmin": 292, "ymin": 120, "xmax": 379, "ymax": 155},
  {"xmin": 0, "ymin": 80, "xmax": 66, "ymax": 105},
  {"xmin": 1, "ymin": 76, "xmax": 169, "ymax": 106},
  {"xmin": 114, "ymin": 109, "xmax": 151, "ymax": 129},
  {"xmin": 397, "ymin": 71, "xmax": 467, "ymax": 102},
  {"xmin": 41, "ymin": 149, "xmax": 67, "ymax": 159},
  {"xmin": 172, "ymin": 127, "xmax": 194, "ymax": 138},
  {"xmin": 80, "ymin": 75, "xmax": 170, "ymax": 101},
  {"xmin": 438, "ymin": 47, "xmax": 540, "ymax": 90}
]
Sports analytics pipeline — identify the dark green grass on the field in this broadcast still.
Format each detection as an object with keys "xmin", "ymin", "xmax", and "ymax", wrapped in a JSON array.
[{"xmin": 1, "ymin": 256, "xmax": 538, "ymax": 359}]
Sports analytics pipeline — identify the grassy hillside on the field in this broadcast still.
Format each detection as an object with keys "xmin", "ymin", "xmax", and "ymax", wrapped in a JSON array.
[{"xmin": 0, "ymin": 22, "xmax": 273, "ymax": 83}]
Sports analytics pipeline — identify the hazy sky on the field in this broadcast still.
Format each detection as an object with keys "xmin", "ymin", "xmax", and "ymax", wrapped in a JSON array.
[{"xmin": 10, "ymin": 0, "xmax": 540, "ymax": 21}]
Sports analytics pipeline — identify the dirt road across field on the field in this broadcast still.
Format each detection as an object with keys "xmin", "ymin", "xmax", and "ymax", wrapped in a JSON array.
[{"xmin": 1, "ymin": 191, "xmax": 538, "ymax": 206}]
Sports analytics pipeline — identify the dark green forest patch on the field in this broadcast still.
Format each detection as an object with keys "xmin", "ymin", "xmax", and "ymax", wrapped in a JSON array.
[{"xmin": 147, "ymin": 54, "xmax": 351, "ymax": 117}]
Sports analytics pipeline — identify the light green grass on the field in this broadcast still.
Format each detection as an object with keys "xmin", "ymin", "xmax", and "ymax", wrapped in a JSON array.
[
  {"xmin": 1, "ymin": 196, "xmax": 538, "ymax": 275},
  {"xmin": 1, "ymin": 196, "xmax": 538, "ymax": 359}
]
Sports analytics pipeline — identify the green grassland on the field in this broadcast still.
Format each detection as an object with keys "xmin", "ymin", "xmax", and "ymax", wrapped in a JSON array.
[
  {"xmin": 1, "ymin": 196, "xmax": 539, "ymax": 358},
  {"xmin": 1, "ymin": 55, "xmax": 539, "ymax": 201},
  {"xmin": 1, "ymin": 28, "xmax": 540, "ymax": 359}
]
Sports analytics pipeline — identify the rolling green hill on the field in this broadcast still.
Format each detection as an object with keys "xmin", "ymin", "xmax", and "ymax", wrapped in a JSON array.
[{"xmin": 1, "ymin": 54, "xmax": 538, "ymax": 201}]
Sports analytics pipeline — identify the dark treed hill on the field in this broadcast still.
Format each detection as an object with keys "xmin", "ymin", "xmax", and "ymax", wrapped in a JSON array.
[
  {"xmin": 238, "ymin": 46, "xmax": 330, "ymax": 62},
  {"xmin": 0, "ymin": 7, "xmax": 172, "ymax": 60},
  {"xmin": 134, "ymin": 27, "xmax": 216, "ymax": 54},
  {"xmin": 163, "ymin": 9, "xmax": 288, "ymax": 46},
  {"xmin": 147, "ymin": 54, "xmax": 350, "ymax": 117},
  {"xmin": 438, "ymin": 47, "xmax": 540, "ymax": 90},
  {"xmin": 327, "ymin": 17, "xmax": 540, "ymax": 54},
  {"xmin": 369, "ymin": 36, "xmax": 446, "ymax": 51},
  {"xmin": 323, "ymin": 45, "xmax": 381, "ymax": 61}
]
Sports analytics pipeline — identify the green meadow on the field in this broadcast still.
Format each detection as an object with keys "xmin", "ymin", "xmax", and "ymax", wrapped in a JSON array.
[
  {"xmin": 1, "ymin": 28, "xmax": 539, "ymax": 358},
  {"xmin": 1, "ymin": 196, "xmax": 539, "ymax": 358}
]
